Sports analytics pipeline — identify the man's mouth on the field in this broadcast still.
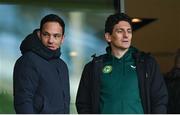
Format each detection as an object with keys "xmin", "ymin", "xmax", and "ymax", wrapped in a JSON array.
[{"xmin": 47, "ymin": 46, "xmax": 56, "ymax": 50}]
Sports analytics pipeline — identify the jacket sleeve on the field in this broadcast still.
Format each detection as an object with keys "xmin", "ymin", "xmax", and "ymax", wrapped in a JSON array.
[
  {"xmin": 63, "ymin": 63, "xmax": 70, "ymax": 114},
  {"xmin": 148, "ymin": 57, "xmax": 168, "ymax": 113},
  {"xmin": 76, "ymin": 62, "xmax": 93, "ymax": 113},
  {"xmin": 13, "ymin": 59, "xmax": 39, "ymax": 113}
]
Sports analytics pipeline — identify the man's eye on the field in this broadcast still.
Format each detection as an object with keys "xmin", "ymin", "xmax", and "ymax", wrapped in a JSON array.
[
  {"xmin": 43, "ymin": 33, "xmax": 49, "ymax": 36},
  {"xmin": 54, "ymin": 34, "xmax": 62, "ymax": 38},
  {"xmin": 128, "ymin": 30, "xmax": 132, "ymax": 33},
  {"xmin": 117, "ymin": 30, "xmax": 123, "ymax": 33}
]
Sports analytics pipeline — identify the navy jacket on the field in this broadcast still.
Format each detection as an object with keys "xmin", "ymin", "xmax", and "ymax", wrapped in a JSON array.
[
  {"xmin": 13, "ymin": 29, "xmax": 70, "ymax": 113},
  {"xmin": 76, "ymin": 47, "xmax": 168, "ymax": 114}
]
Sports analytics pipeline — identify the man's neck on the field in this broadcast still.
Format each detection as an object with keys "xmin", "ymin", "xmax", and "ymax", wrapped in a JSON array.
[{"xmin": 111, "ymin": 47, "xmax": 129, "ymax": 59}]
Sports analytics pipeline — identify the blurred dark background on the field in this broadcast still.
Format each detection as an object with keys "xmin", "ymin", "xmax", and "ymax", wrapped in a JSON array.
[{"xmin": 0, "ymin": 0, "xmax": 179, "ymax": 113}]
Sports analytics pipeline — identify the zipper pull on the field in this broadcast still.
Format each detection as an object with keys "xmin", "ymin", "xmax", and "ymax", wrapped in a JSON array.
[{"xmin": 146, "ymin": 73, "xmax": 148, "ymax": 78}]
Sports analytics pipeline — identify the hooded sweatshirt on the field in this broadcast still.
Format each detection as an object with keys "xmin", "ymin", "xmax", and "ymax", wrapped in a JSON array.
[
  {"xmin": 100, "ymin": 46, "xmax": 143, "ymax": 114},
  {"xmin": 13, "ymin": 29, "xmax": 70, "ymax": 114}
]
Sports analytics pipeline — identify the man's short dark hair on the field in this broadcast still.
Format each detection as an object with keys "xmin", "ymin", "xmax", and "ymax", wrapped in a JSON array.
[
  {"xmin": 105, "ymin": 13, "xmax": 132, "ymax": 34},
  {"xmin": 40, "ymin": 14, "xmax": 65, "ymax": 35}
]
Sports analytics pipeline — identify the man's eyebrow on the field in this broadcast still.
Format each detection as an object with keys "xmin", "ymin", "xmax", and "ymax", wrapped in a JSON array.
[
  {"xmin": 115, "ymin": 27, "xmax": 123, "ymax": 30},
  {"xmin": 115, "ymin": 27, "xmax": 132, "ymax": 30},
  {"xmin": 42, "ymin": 31, "xmax": 62, "ymax": 34},
  {"xmin": 127, "ymin": 28, "xmax": 132, "ymax": 30}
]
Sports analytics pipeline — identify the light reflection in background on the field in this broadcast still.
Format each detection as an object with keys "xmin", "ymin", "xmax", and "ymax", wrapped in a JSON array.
[{"xmin": 0, "ymin": 4, "xmax": 112, "ymax": 113}]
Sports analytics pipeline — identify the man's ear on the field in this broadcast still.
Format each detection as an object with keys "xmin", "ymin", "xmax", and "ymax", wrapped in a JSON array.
[
  {"xmin": 105, "ymin": 33, "xmax": 111, "ymax": 42},
  {"xmin": 61, "ymin": 35, "xmax": 65, "ymax": 43},
  {"xmin": 37, "ymin": 30, "xmax": 41, "ymax": 40}
]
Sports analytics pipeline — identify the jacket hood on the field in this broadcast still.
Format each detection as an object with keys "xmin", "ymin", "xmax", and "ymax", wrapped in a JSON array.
[{"xmin": 20, "ymin": 29, "xmax": 61, "ymax": 60}]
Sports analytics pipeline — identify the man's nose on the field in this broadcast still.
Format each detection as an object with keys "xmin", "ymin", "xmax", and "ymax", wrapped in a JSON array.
[
  {"xmin": 123, "ymin": 31, "xmax": 128, "ymax": 38},
  {"xmin": 48, "ymin": 36, "xmax": 54, "ymax": 43}
]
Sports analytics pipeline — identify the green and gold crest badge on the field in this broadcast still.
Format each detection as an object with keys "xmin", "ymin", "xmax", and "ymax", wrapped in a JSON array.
[{"xmin": 102, "ymin": 65, "xmax": 112, "ymax": 74}]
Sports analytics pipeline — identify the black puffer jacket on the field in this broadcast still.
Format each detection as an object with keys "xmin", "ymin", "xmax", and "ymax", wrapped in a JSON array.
[
  {"xmin": 13, "ymin": 29, "xmax": 70, "ymax": 114},
  {"xmin": 165, "ymin": 68, "xmax": 180, "ymax": 113},
  {"xmin": 76, "ymin": 47, "xmax": 168, "ymax": 114}
]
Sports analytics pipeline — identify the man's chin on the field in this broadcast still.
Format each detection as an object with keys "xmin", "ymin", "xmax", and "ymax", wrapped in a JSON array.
[{"xmin": 121, "ymin": 45, "xmax": 130, "ymax": 50}]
